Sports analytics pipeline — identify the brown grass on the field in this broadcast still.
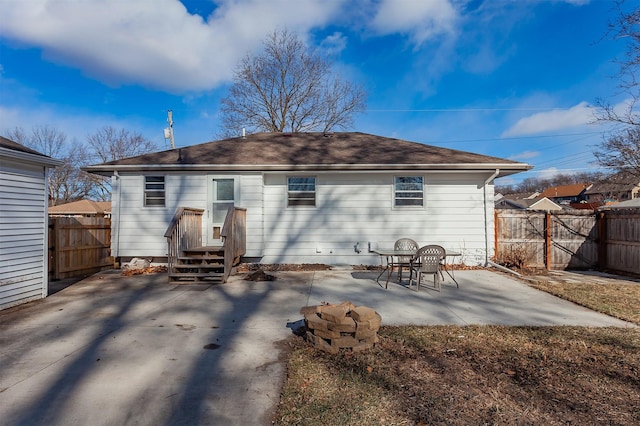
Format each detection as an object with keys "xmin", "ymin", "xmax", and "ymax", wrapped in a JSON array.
[
  {"xmin": 275, "ymin": 278, "xmax": 640, "ymax": 425},
  {"xmin": 526, "ymin": 280, "xmax": 640, "ymax": 324},
  {"xmin": 275, "ymin": 325, "xmax": 640, "ymax": 425}
]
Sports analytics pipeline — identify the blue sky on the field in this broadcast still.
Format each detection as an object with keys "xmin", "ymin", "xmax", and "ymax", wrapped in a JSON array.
[{"xmin": 0, "ymin": 0, "xmax": 632, "ymax": 186}]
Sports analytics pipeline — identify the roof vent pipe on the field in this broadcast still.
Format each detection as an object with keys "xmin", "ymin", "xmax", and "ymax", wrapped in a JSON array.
[{"xmin": 242, "ymin": 128, "xmax": 246, "ymax": 139}]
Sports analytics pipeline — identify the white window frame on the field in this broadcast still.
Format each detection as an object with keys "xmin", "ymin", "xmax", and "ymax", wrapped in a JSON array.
[
  {"xmin": 287, "ymin": 176, "xmax": 316, "ymax": 207},
  {"xmin": 143, "ymin": 175, "xmax": 166, "ymax": 207},
  {"xmin": 394, "ymin": 176, "xmax": 424, "ymax": 208}
]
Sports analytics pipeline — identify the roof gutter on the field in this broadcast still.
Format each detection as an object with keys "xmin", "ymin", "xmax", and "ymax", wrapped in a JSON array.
[
  {"xmin": 84, "ymin": 162, "xmax": 532, "ymax": 176},
  {"xmin": 484, "ymin": 169, "xmax": 500, "ymax": 266}
]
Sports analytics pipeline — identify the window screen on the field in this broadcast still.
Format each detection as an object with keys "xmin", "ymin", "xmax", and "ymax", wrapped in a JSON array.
[
  {"xmin": 394, "ymin": 176, "xmax": 423, "ymax": 207},
  {"xmin": 144, "ymin": 176, "xmax": 165, "ymax": 207},
  {"xmin": 288, "ymin": 176, "xmax": 316, "ymax": 207}
]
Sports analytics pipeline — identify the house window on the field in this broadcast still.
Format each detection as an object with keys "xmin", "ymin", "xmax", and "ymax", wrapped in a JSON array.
[
  {"xmin": 288, "ymin": 176, "xmax": 316, "ymax": 207},
  {"xmin": 144, "ymin": 176, "xmax": 165, "ymax": 207},
  {"xmin": 395, "ymin": 176, "xmax": 423, "ymax": 207}
]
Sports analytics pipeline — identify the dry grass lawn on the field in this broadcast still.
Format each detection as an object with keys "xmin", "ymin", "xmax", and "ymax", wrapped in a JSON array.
[
  {"xmin": 274, "ymin": 276, "xmax": 640, "ymax": 425},
  {"xmin": 527, "ymin": 279, "xmax": 640, "ymax": 324}
]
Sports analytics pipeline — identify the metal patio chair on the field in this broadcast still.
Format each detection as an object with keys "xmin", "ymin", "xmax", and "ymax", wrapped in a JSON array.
[
  {"xmin": 409, "ymin": 245, "xmax": 446, "ymax": 292},
  {"xmin": 394, "ymin": 238, "xmax": 419, "ymax": 282}
]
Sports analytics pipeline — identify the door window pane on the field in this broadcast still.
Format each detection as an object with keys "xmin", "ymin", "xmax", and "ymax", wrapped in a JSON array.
[{"xmin": 216, "ymin": 179, "xmax": 234, "ymax": 201}]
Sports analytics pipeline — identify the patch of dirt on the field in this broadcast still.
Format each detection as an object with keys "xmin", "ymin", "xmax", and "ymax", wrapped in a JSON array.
[
  {"xmin": 237, "ymin": 263, "xmax": 332, "ymax": 272},
  {"xmin": 121, "ymin": 265, "xmax": 168, "ymax": 276},
  {"xmin": 245, "ymin": 270, "xmax": 277, "ymax": 281}
]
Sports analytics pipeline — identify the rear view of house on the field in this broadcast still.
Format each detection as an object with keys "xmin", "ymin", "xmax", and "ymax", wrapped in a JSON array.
[
  {"xmin": 85, "ymin": 132, "xmax": 531, "ymax": 274},
  {"xmin": 1, "ymin": 136, "xmax": 61, "ymax": 310}
]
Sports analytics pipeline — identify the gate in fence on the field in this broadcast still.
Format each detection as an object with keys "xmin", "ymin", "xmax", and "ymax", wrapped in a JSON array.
[
  {"xmin": 48, "ymin": 217, "xmax": 112, "ymax": 280},
  {"xmin": 495, "ymin": 210, "xmax": 598, "ymax": 271},
  {"xmin": 495, "ymin": 208, "xmax": 640, "ymax": 275}
]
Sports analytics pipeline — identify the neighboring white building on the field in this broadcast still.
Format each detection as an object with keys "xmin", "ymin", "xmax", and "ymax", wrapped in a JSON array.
[
  {"xmin": 495, "ymin": 195, "xmax": 563, "ymax": 212},
  {"xmin": 85, "ymin": 132, "xmax": 531, "ymax": 267},
  {"xmin": 1, "ymin": 136, "xmax": 61, "ymax": 310}
]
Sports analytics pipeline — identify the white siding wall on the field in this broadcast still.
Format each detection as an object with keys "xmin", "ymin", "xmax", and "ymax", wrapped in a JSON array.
[
  {"xmin": 112, "ymin": 170, "xmax": 495, "ymax": 266},
  {"xmin": 261, "ymin": 172, "xmax": 494, "ymax": 266},
  {"xmin": 241, "ymin": 174, "xmax": 264, "ymax": 256},
  {"xmin": 0, "ymin": 161, "xmax": 48, "ymax": 310},
  {"xmin": 113, "ymin": 172, "xmax": 264, "ymax": 259}
]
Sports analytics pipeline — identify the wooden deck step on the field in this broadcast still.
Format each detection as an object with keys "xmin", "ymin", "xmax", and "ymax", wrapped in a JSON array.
[
  {"xmin": 176, "ymin": 256, "xmax": 224, "ymax": 263},
  {"xmin": 182, "ymin": 246, "xmax": 223, "ymax": 253},
  {"xmin": 174, "ymin": 265, "xmax": 223, "ymax": 272},
  {"xmin": 169, "ymin": 245, "xmax": 226, "ymax": 284},
  {"xmin": 168, "ymin": 272, "xmax": 224, "ymax": 283}
]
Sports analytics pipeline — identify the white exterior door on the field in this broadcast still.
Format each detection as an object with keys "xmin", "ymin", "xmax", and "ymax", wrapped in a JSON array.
[{"xmin": 207, "ymin": 177, "xmax": 236, "ymax": 245}]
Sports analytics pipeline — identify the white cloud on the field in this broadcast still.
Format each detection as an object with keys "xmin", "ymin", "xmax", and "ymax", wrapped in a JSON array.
[
  {"xmin": 0, "ymin": 0, "xmax": 345, "ymax": 93},
  {"xmin": 558, "ymin": 0, "xmax": 590, "ymax": 5},
  {"xmin": 369, "ymin": 0, "xmax": 459, "ymax": 45},
  {"xmin": 508, "ymin": 150, "xmax": 539, "ymax": 161},
  {"xmin": 538, "ymin": 167, "xmax": 563, "ymax": 180},
  {"xmin": 502, "ymin": 102, "xmax": 595, "ymax": 137},
  {"xmin": 319, "ymin": 32, "xmax": 348, "ymax": 56}
]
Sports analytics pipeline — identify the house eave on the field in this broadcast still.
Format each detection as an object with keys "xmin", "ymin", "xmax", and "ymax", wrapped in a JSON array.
[
  {"xmin": 0, "ymin": 147, "xmax": 62, "ymax": 168},
  {"xmin": 84, "ymin": 163, "xmax": 532, "ymax": 177}
]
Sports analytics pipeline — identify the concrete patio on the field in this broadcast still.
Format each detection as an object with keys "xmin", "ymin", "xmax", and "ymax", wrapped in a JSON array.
[{"xmin": 0, "ymin": 268, "xmax": 635, "ymax": 425}]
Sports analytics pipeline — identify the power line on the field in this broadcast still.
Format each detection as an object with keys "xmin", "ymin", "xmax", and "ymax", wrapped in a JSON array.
[
  {"xmin": 424, "ymin": 131, "xmax": 602, "ymax": 146},
  {"xmin": 367, "ymin": 107, "xmax": 579, "ymax": 112}
]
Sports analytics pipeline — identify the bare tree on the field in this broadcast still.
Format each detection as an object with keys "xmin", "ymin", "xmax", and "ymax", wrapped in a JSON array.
[
  {"xmin": 595, "ymin": 2, "xmax": 640, "ymax": 127},
  {"xmin": 593, "ymin": 2, "xmax": 640, "ymax": 176},
  {"xmin": 219, "ymin": 29, "xmax": 367, "ymax": 136},
  {"xmin": 6, "ymin": 126, "xmax": 93, "ymax": 205},
  {"xmin": 595, "ymin": 127, "xmax": 640, "ymax": 178},
  {"xmin": 7, "ymin": 125, "xmax": 157, "ymax": 203},
  {"xmin": 496, "ymin": 172, "xmax": 608, "ymax": 196},
  {"xmin": 86, "ymin": 126, "xmax": 157, "ymax": 163},
  {"xmin": 84, "ymin": 126, "xmax": 157, "ymax": 200}
]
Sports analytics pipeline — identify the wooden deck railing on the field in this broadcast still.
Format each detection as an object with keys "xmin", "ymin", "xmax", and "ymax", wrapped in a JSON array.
[
  {"xmin": 221, "ymin": 206, "xmax": 247, "ymax": 282},
  {"xmin": 164, "ymin": 207, "xmax": 204, "ymax": 275}
]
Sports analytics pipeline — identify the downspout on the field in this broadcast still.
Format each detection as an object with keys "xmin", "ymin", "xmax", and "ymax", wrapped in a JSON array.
[
  {"xmin": 43, "ymin": 167, "xmax": 50, "ymax": 298},
  {"xmin": 113, "ymin": 171, "xmax": 121, "ymax": 264},
  {"xmin": 483, "ymin": 169, "xmax": 500, "ymax": 266}
]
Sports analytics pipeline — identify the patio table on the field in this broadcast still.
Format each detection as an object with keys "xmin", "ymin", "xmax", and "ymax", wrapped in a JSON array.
[{"xmin": 373, "ymin": 249, "xmax": 461, "ymax": 289}]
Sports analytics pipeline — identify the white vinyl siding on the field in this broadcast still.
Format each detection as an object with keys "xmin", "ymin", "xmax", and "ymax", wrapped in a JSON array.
[
  {"xmin": 112, "ymin": 173, "xmax": 264, "ymax": 259},
  {"xmin": 0, "ymin": 160, "xmax": 48, "ymax": 310},
  {"xmin": 111, "ymin": 170, "xmax": 494, "ymax": 266},
  {"xmin": 262, "ymin": 172, "xmax": 492, "ymax": 265}
]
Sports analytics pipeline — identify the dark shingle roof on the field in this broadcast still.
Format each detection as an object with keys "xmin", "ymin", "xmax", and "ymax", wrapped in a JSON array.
[
  {"xmin": 85, "ymin": 132, "xmax": 531, "ymax": 175},
  {"xmin": 0, "ymin": 136, "xmax": 48, "ymax": 157}
]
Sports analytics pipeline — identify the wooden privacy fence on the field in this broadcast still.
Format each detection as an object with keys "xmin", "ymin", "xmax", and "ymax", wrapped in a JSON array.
[
  {"xmin": 495, "ymin": 209, "xmax": 640, "ymax": 276},
  {"xmin": 598, "ymin": 208, "xmax": 640, "ymax": 276},
  {"xmin": 48, "ymin": 217, "xmax": 112, "ymax": 280}
]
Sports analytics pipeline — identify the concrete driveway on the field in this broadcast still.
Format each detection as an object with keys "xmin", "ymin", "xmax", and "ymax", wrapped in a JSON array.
[{"xmin": 0, "ymin": 268, "xmax": 634, "ymax": 425}]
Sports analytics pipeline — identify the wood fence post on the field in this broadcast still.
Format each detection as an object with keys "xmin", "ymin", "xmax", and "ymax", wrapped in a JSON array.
[{"xmin": 545, "ymin": 212, "xmax": 552, "ymax": 271}]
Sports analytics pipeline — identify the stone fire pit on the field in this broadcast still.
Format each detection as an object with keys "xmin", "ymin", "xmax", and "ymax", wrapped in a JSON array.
[{"xmin": 300, "ymin": 301, "xmax": 382, "ymax": 354}]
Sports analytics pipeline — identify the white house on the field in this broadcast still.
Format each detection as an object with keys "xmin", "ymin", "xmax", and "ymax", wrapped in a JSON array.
[
  {"xmin": 85, "ymin": 132, "xmax": 531, "ymax": 267},
  {"xmin": 1, "ymin": 136, "xmax": 61, "ymax": 310}
]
